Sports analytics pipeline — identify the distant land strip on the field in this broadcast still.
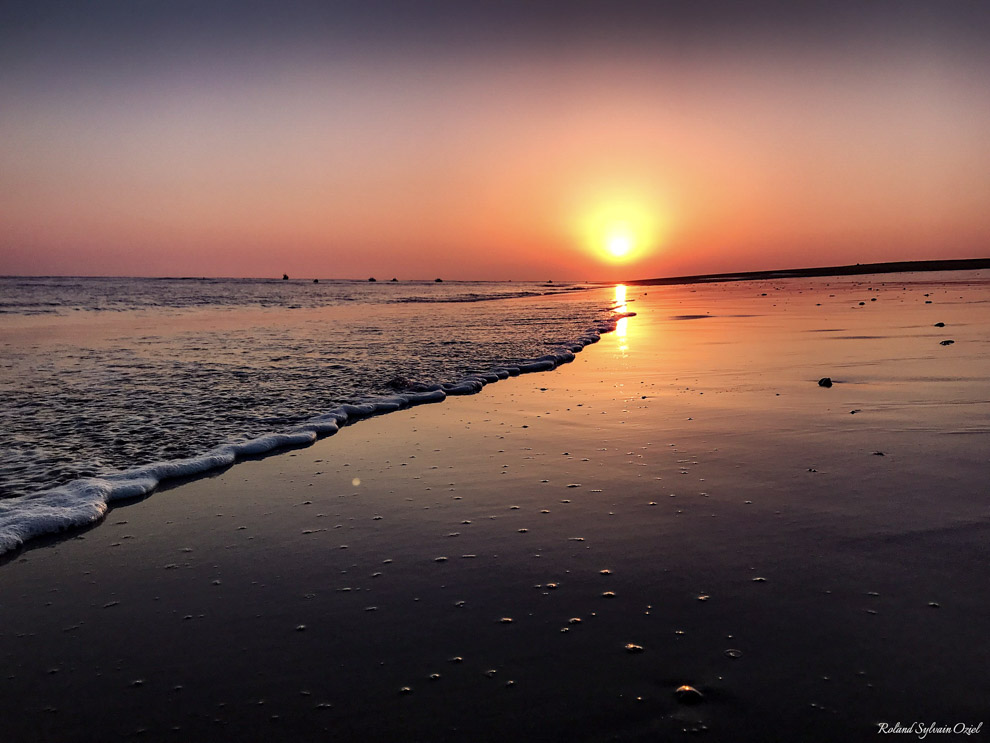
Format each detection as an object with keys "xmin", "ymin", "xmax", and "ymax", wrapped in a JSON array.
[{"xmin": 625, "ymin": 258, "xmax": 990, "ymax": 286}]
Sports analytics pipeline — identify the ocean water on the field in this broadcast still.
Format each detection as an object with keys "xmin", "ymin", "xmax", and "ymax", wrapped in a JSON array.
[{"xmin": 0, "ymin": 276, "xmax": 623, "ymax": 553}]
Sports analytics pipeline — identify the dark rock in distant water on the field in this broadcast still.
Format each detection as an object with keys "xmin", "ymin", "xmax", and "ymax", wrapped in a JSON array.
[
  {"xmin": 872, "ymin": 451, "xmax": 885, "ymax": 456},
  {"xmin": 939, "ymin": 339, "xmax": 954, "ymax": 345},
  {"xmin": 818, "ymin": 377, "xmax": 833, "ymax": 387},
  {"xmin": 390, "ymin": 278, "xmax": 398, "ymax": 282},
  {"xmin": 313, "ymin": 279, "xmax": 319, "ymax": 283},
  {"xmin": 934, "ymin": 322, "xmax": 945, "ymax": 327},
  {"xmin": 368, "ymin": 277, "xmax": 377, "ymax": 282},
  {"xmin": 282, "ymin": 274, "xmax": 289, "ymax": 280},
  {"xmin": 435, "ymin": 278, "xmax": 443, "ymax": 282}
]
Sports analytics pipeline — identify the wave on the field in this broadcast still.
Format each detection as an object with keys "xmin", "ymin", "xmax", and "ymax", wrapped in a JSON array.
[{"xmin": 0, "ymin": 312, "xmax": 634, "ymax": 557}]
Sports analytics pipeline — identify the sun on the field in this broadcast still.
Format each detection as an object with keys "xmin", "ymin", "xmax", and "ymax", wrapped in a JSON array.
[
  {"xmin": 573, "ymin": 198, "xmax": 662, "ymax": 265},
  {"xmin": 606, "ymin": 228, "xmax": 633, "ymax": 259}
]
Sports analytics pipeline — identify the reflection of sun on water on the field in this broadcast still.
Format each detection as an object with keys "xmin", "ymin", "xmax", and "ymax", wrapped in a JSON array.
[
  {"xmin": 614, "ymin": 284, "xmax": 627, "ymax": 312},
  {"xmin": 614, "ymin": 284, "xmax": 628, "ymax": 351}
]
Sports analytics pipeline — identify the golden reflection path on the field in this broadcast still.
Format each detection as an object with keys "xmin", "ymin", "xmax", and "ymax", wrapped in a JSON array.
[{"xmin": 614, "ymin": 284, "xmax": 628, "ymax": 352}]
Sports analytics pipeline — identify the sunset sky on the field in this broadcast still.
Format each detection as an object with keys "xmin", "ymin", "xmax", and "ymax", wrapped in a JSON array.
[{"xmin": 2, "ymin": 1, "xmax": 989, "ymax": 281}]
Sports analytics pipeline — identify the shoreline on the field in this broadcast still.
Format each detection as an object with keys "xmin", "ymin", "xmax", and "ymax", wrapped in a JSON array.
[{"xmin": 0, "ymin": 300, "xmax": 630, "ymax": 558}]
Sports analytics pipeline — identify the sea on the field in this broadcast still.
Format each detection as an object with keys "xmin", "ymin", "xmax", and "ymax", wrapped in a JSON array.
[{"xmin": 0, "ymin": 276, "xmax": 621, "ymax": 553}]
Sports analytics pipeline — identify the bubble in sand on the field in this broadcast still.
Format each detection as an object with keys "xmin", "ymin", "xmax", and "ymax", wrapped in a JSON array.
[
  {"xmin": 399, "ymin": 686, "xmax": 413, "ymax": 694},
  {"xmin": 674, "ymin": 685, "xmax": 704, "ymax": 704},
  {"xmin": 602, "ymin": 591, "xmax": 616, "ymax": 598},
  {"xmin": 724, "ymin": 649, "xmax": 743, "ymax": 658},
  {"xmin": 600, "ymin": 569, "xmax": 611, "ymax": 575},
  {"xmin": 624, "ymin": 643, "xmax": 644, "ymax": 653},
  {"xmin": 499, "ymin": 617, "xmax": 514, "ymax": 624}
]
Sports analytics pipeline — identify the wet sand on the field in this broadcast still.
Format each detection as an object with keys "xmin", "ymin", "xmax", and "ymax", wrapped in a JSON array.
[{"xmin": 2, "ymin": 271, "xmax": 988, "ymax": 742}]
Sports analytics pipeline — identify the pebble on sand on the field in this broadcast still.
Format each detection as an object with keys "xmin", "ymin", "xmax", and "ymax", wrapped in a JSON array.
[
  {"xmin": 818, "ymin": 377, "xmax": 833, "ymax": 388},
  {"xmin": 624, "ymin": 643, "xmax": 644, "ymax": 653}
]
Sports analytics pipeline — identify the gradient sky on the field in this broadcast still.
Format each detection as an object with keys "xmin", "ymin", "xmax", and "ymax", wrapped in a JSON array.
[{"xmin": 2, "ymin": 1, "xmax": 989, "ymax": 280}]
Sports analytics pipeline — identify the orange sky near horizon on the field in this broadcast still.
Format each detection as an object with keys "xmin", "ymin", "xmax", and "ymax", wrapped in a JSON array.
[{"xmin": 2, "ymin": 2, "xmax": 989, "ymax": 281}]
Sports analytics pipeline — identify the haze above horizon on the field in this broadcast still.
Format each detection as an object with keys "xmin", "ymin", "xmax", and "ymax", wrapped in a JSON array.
[{"xmin": 2, "ymin": 1, "xmax": 989, "ymax": 281}]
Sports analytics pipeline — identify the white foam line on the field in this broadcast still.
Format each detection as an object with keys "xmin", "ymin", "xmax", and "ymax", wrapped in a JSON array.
[{"xmin": 0, "ymin": 314, "xmax": 630, "ymax": 556}]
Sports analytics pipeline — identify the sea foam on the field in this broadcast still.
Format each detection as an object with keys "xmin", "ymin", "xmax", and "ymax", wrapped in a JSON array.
[{"xmin": 0, "ymin": 317, "xmax": 628, "ymax": 556}]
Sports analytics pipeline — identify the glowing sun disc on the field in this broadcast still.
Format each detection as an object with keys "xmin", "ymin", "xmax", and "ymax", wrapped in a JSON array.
[{"xmin": 607, "ymin": 233, "xmax": 632, "ymax": 258}]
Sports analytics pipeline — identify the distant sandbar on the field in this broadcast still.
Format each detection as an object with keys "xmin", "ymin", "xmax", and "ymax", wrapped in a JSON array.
[{"xmin": 626, "ymin": 257, "xmax": 990, "ymax": 286}]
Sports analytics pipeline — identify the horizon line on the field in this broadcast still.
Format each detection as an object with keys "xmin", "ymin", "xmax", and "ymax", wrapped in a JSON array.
[{"xmin": 1, "ymin": 256, "xmax": 988, "ymax": 284}]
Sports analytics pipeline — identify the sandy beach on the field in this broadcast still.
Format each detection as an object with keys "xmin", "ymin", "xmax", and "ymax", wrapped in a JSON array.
[{"xmin": 2, "ymin": 271, "xmax": 988, "ymax": 742}]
